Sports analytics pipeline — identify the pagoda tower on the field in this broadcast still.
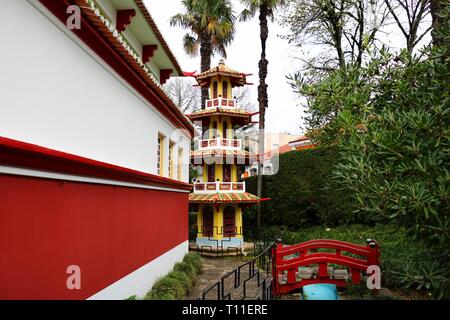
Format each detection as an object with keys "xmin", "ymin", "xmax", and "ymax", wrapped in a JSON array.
[{"xmin": 187, "ymin": 60, "xmax": 260, "ymax": 250}]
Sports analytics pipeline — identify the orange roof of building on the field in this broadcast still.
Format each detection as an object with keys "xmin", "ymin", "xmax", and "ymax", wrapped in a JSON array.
[
  {"xmin": 195, "ymin": 60, "xmax": 249, "ymax": 87},
  {"xmin": 189, "ymin": 192, "xmax": 260, "ymax": 203},
  {"xmin": 262, "ymin": 144, "xmax": 294, "ymax": 158}
]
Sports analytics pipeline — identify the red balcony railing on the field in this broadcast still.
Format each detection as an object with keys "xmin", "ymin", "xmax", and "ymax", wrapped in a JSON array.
[
  {"xmin": 198, "ymin": 138, "xmax": 242, "ymax": 150},
  {"xmin": 206, "ymin": 98, "xmax": 236, "ymax": 108},
  {"xmin": 193, "ymin": 182, "xmax": 245, "ymax": 193}
]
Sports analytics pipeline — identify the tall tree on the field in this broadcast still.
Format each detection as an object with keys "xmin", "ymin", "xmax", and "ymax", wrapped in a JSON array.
[
  {"xmin": 383, "ymin": 0, "xmax": 432, "ymax": 54},
  {"xmin": 170, "ymin": 0, "xmax": 236, "ymax": 109},
  {"xmin": 240, "ymin": 0, "xmax": 286, "ymax": 230},
  {"xmin": 430, "ymin": 0, "xmax": 449, "ymax": 46},
  {"xmin": 281, "ymin": 0, "xmax": 389, "ymax": 77}
]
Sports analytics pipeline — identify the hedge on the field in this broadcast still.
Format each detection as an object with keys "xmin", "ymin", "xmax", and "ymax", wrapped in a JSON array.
[
  {"xmin": 244, "ymin": 147, "xmax": 355, "ymax": 230},
  {"xmin": 145, "ymin": 253, "xmax": 202, "ymax": 300}
]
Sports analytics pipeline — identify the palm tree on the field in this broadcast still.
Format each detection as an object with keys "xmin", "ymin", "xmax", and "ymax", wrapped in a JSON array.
[
  {"xmin": 239, "ymin": 0, "xmax": 285, "ymax": 230},
  {"xmin": 171, "ymin": 0, "xmax": 236, "ymax": 109}
]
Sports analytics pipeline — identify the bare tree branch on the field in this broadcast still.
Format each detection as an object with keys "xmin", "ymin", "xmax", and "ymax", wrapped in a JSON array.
[{"xmin": 163, "ymin": 77, "xmax": 201, "ymax": 113}]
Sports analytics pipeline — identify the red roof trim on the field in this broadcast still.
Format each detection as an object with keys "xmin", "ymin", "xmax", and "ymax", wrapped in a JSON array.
[
  {"xmin": 134, "ymin": 0, "xmax": 183, "ymax": 75},
  {"xmin": 289, "ymin": 136, "xmax": 310, "ymax": 144},
  {"xmin": 39, "ymin": 0, "xmax": 193, "ymax": 137},
  {"xmin": 0, "ymin": 136, "xmax": 192, "ymax": 191}
]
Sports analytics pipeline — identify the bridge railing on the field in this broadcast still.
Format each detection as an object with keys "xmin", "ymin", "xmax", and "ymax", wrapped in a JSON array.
[{"xmin": 272, "ymin": 239, "xmax": 380, "ymax": 296}]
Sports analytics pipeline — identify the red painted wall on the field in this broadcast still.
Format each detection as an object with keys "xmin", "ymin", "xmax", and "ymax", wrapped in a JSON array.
[{"xmin": 0, "ymin": 174, "xmax": 188, "ymax": 300}]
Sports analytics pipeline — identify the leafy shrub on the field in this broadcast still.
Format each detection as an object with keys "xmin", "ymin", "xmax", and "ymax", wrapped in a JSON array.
[
  {"xmin": 167, "ymin": 271, "xmax": 193, "ymax": 293},
  {"xmin": 145, "ymin": 253, "xmax": 203, "ymax": 300},
  {"xmin": 183, "ymin": 253, "xmax": 202, "ymax": 274},
  {"xmin": 173, "ymin": 262, "xmax": 197, "ymax": 281},
  {"xmin": 244, "ymin": 147, "xmax": 356, "ymax": 230},
  {"xmin": 289, "ymin": 4, "xmax": 450, "ymax": 250},
  {"xmin": 145, "ymin": 277, "xmax": 186, "ymax": 300}
]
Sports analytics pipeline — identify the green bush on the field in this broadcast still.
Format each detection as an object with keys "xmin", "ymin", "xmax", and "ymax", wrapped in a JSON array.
[
  {"xmin": 288, "ymin": 3, "xmax": 450, "ymax": 250},
  {"xmin": 145, "ymin": 277, "xmax": 186, "ymax": 300},
  {"xmin": 244, "ymin": 147, "xmax": 356, "ymax": 230},
  {"xmin": 145, "ymin": 253, "xmax": 203, "ymax": 300},
  {"xmin": 173, "ymin": 262, "xmax": 196, "ymax": 281},
  {"xmin": 183, "ymin": 253, "xmax": 202, "ymax": 274},
  {"xmin": 167, "ymin": 271, "xmax": 193, "ymax": 293}
]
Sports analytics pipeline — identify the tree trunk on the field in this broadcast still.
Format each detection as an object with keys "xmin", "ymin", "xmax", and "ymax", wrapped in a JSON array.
[
  {"xmin": 257, "ymin": 3, "xmax": 269, "ymax": 231},
  {"xmin": 430, "ymin": 0, "xmax": 445, "ymax": 47},
  {"xmin": 200, "ymin": 33, "xmax": 212, "ymax": 109}
]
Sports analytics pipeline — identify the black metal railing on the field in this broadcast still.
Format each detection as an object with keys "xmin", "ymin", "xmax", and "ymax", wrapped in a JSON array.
[
  {"xmin": 189, "ymin": 225, "xmax": 245, "ymax": 257},
  {"xmin": 200, "ymin": 242, "xmax": 276, "ymax": 300}
]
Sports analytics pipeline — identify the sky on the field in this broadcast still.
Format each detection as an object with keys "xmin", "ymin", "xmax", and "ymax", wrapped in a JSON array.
[
  {"xmin": 144, "ymin": 0, "xmax": 305, "ymax": 135},
  {"xmin": 144, "ymin": 0, "xmax": 432, "ymax": 135}
]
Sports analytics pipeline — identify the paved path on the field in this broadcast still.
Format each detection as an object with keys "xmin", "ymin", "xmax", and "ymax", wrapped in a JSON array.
[{"xmin": 187, "ymin": 256, "xmax": 245, "ymax": 300}]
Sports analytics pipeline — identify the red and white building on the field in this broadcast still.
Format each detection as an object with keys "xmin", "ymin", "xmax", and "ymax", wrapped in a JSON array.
[
  {"xmin": 0, "ymin": 0, "xmax": 193, "ymax": 299},
  {"xmin": 288, "ymin": 136, "xmax": 317, "ymax": 151}
]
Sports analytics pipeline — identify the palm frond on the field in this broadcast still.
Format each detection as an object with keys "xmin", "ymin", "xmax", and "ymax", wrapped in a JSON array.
[
  {"xmin": 170, "ymin": 13, "xmax": 195, "ymax": 29},
  {"xmin": 239, "ymin": 7, "xmax": 257, "ymax": 22},
  {"xmin": 183, "ymin": 33, "xmax": 200, "ymax": 56}
]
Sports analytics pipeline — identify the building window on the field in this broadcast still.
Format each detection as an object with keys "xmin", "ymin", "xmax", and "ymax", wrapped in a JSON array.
[
  {"xmin": 213, "ymin": 81, "xmax": 218, "ymax": 98},
  {"xmin": 223, "ymin": 121, "xmax": 228, "ymax": 139},
  {"xmin": 177, "ymin": 147, "xmax": 183, "ymax": 180},
  {"xmin": 157, "ymin": 133, "xmax": 165, "ymax": 176},
  {"xmin": 169, "ymin": 141, "xmax": 175, "ymax": 178},
  {"xmin": 222, "ymin": 81, "xmax": 228, "ymax": 98}
]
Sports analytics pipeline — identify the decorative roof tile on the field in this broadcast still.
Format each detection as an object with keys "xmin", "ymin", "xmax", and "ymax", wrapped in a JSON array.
[
  {"xmin": 187, "ymin": 107, "xmax": 256, "ymax": 119},
  {"xmin": 189, "ymin": 192, "xmax": 260, "ymax": 203}
]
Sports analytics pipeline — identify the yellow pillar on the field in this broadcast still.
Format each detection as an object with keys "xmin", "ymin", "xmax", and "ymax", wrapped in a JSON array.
[
  {"xmin": 202, "ymin": 164, "xmax": 208, "ymax": 182},
  {"xmin": 231, "ymin": 164, "xmax": 237, "ymax": 181},
  {"xmin": 214, "ymin": 205, "xmax": 223, "ymax": 240},
  {"xmin": 236, "ymin": 206, "xmax": 243, "ymax": 238},
  {"xmin": 215, "ymin": 164, "xmax": 223, "ymax": 182},
  {"xmin": 222, "ymin": 116, "xmax": 231, "ymax": 139},
  {"xmin": 209, "ymin": 115, "xmax": 224, "ymax": 138},
  {"xmin": 197, "ymin": 204, "xmax": 203, "ymax": 237}
]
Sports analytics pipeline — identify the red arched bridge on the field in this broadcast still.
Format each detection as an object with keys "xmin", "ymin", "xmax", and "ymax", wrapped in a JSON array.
[{"xmin": 272, "ymin": 239, "xmax": 380, "ymax": 296}]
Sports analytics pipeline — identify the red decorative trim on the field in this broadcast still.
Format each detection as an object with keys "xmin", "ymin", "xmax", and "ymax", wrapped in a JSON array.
[
  {"xmin": 38, "ymin": 0, "xmax": 193, "ymax": 137},
  {"xmin": 0, "ymin": 136, "xmax": 192, "ymax": 191},
  {"xmin": 142, "ymin": 44, "xmax": 158, "ymax": 64},
  {"xmin": 183, "ymin": 71, "xmax": 197, "ymax": 77},
  {"xmin": 160, "ymin": 69, "xmax": 173, "ymax": 85},
  {"xmin": 116, "ymin": 9, "xmax": 136, "ymax": 33},
  {"xmin": 134, "ymin": 0, "xmax": 183, "ymax": 75}
]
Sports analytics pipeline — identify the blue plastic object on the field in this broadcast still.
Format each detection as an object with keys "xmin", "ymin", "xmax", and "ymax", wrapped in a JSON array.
[{"xmin": 302, "ymin": 284, "xmax": 339, "ymax": 300}]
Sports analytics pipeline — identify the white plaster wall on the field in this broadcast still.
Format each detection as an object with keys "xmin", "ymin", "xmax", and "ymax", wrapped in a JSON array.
[
  {"xmin": 88, "ymin": 241, "xmax": 189, "ymax": 300},
  {"xmin": 0, "ymin": 0, "xmax": 190, "ymax": 182}
]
